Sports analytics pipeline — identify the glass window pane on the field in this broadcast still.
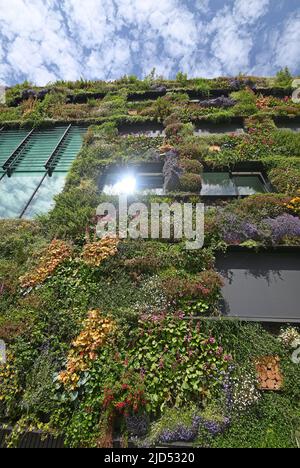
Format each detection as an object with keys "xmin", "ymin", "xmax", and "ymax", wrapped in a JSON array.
[
  {"xmin": 23, "ymin": 174, "xmax": 67, "ymax": 219},
  {"xmin": 201, "ymin": 173, "xmax": 237, "ymax": 196},
  {"xmin": 0, "ymin": 130, "xmax": 29, "ymax": 171},
  {"xmin": 234, "ymin": 175, "xmax": 266, "ymax": 195},
  {"xmin": 0, "ymin": 174, "xmax": 43, "ymax": 218},
  {"xmin": 103, "ymin": 173, "xmax": 164, "ymax": 195}
]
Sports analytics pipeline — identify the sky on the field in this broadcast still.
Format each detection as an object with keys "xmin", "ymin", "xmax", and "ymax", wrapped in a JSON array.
[{"xmin": 0, "ymin": 0, "xmax": 300, "ymax": 86}]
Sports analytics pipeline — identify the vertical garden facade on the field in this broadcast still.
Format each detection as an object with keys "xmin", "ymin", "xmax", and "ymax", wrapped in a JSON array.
[{"xmin": 0, "ymin": 74, "xmax": 299, "ymax": 448}]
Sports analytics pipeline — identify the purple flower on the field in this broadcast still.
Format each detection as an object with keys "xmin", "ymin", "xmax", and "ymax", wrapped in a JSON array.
[
  {"xmin": 240, "ymin": 221, "xmax": 260, "ymax": 240},
  {"xmin": 218, "ymin": 213, "xmax": 262, "ymax": 244},
  {"xmin": 263, "ymin": 214, "xmax": 300, "ymax": 243},
  {"xmin": 159, "ymin": 416, "xmax": 202, "ymax": 443},
  {"xmin": 203, "ymin": 419, "xmax": 229, "ymax": 436}
]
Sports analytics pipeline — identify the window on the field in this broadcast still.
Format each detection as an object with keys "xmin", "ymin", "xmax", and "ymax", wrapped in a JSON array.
[
  {"xmin": 201, "ymin": 172, "xmax": 269, "ymax": 197},
  {"xmin": 0, "ymin": 126, "xmax": 86, "ymax": 219},
  {"xmin": 102, "ymin": 165, "xmax": 164, "ymax": 196}
]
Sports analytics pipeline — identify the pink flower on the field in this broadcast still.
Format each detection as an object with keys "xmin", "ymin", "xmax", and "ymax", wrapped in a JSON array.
[{"xmin": 224, "ymin": 354, "xmax": 233, "ymax": 362}]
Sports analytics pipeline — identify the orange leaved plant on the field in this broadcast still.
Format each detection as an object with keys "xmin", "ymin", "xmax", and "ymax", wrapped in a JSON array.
[
  {"xmin": 58, "ymin": 310, "xmax": 114, "ymax": 391},
  {"xmin": 20, "ymin": 240, "xmax": 73, "ymax": 289},
  {"xmin": 82, "ymin": 237, "xmax": 119, "ymax": 267}
]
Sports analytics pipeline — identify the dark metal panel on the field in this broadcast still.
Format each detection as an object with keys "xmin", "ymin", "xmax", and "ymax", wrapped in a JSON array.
[{"xmin": 216, "ymin": 251, "xmax": 300, "ymax": 323}]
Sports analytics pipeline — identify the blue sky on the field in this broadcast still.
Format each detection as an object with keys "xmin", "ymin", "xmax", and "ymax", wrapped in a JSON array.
[{"xmin": 0, "ymin": 0, "xmax": 300, "ymax": 86}]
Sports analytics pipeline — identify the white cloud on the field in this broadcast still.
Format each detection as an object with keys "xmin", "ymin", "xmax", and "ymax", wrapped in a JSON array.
[
  {"xmin": 209, "ymin": 12, "xmax": 253, "ymax": 74},
  {"xmin": 0, "ymin": 0, "xmax": 299, "ymax": 85},
  {"xmin": 234, "ymin": 0, "xmax": 270, "ymax": 24},
  {"xmin": 274, "ymin": 12, "xmax": 300, "ymax": 73}
]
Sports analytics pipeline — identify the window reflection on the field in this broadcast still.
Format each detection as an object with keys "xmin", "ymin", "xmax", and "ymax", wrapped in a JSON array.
[
  {"xmin": 23, "ymin": 174, "xmax": 67, "ymax": 218},
  {"xmin": 0, "ymin": 174, "xmax": 43, "ymax": 218}
]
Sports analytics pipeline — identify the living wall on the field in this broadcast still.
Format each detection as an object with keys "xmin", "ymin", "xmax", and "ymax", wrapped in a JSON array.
[{"xmin": 0, "ymin": 72, "xmax": 300, "ymax": 448}]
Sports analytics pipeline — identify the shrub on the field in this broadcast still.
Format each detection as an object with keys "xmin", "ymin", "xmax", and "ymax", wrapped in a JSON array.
[
  {"xmin": 145, "ymin": 405, "xmax": 200, "ymax": 445},
  {"xmin": 180, "ymin": 159, "xmax": 203, "ymax": 173},
  {"xmin": 0, "ymin": 353, "xmax": 22, "ymax": 419},
  {"xmin": 165, "ymin": 122, "xmax": 184, "ymax": 138},
  {"xmin": 128, "ymin": 312, "xmax": 232, "ymax": 413},
  {"xmin": 176, "ymin": 72, "xmax": 188, "ymax": 85},
  {"xmin": 82, "ymin": 237, "xmax": 119, "ymax": 267},
  {"xmin": 92, "ymin": 122, "xmax": 118, "ymax": 139},
  {"xmin": 152, "ymin": 97, "xmax": 172, "ymax": 121},
  {"xmin": 57, "ymin": 310, "xmax": 115, "ymax": 391},
  {"xmin": 230, "ymin": 368, "xmax": 261, "ymax": 413},
  {"xmin": 161, "ymin": 270, "xmax": 224, "ymax": 305},
  {"xmin": 179, "ymin": 142, "xmax": 209, "ymax": 161},
  {"xmin": 22, "ymin": 352, "xmax": 58, "ymax": 416},
  {"xmin": 163, "ymin": 113, "xmax": 181, "ymax": 127},
  {"xmin": 180, "ymin": 173, "xmax": 202, "ymax": 192},
  {"xmin": 269, "ymin": 167, "xmax": 300, "ymax": 194},
  {"xmin": 194, "ymin": 78, "xmax": 210, "ymax": 96},
  {"xmin": 278, "ymin": 327, "xmax": 300, "ymax": 349},
  {"xmin": 124, "ymin": 255, "xmax": 162, "ymax": 274},
  {"xmin": 19, "ymin": 240, "xmax": 73, "ymax": 289},
  {"xmin": 230, "ymin": 195, "xmax": 290, "ymax": 221},
  {"xmin": 231, "ymin": 89, "xmax": 257, "ymax": 115},
  {"xmin": 274, "ymin": 67, "xmax": 292, "ymax": 87}
]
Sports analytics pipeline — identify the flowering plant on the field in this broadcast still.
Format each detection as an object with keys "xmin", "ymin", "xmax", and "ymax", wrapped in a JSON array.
[
  {"xmin": 278, "ymin": 327, "xmax": 300, "ymax": 349},
  {"xmin": 286, "ymin": 193, "xmax": 300, "ymax": 216},
  {"xmin": 231, "ymin": 369, "xmax": 261, "ymax": 413},
  {"xmin": 216, "ymin": 209, "xmax": 300, "ymax": 246},
  {"xmin": 143, "ymin": 405, "xmax": 201, "ymax": 445},
  {"xmin": 128, "ymin": 312, "xmax": 232, "ymax": 413},
  {"xmin": 102, "ymin": 371, "xmax": 147, "ymax": 417},
  {"xmin": 263, "ymin": 214, "xmax": 300, "ymax": 244}
]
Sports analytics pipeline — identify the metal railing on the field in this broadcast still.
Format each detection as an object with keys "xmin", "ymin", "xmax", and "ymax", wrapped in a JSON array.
[
  {"xmin": 2, "ymin": 129, "xmax": 34, "ymax": 176},
  {"xmin": 45, "ymin": 124, "xmax": 72, "ymax": 175}
]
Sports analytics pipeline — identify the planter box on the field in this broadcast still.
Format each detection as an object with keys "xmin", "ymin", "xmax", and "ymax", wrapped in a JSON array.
[{"xmin": 0, "ymin": 427, "xmax": 65, "ymax": 449}]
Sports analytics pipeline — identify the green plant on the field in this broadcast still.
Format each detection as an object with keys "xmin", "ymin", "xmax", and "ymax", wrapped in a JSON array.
[
  {"xmin": 128, "ymin": 312, "xmax": 232, "ymax": 413},
  {"xmin": 231, "ymin": 89, "xmax": 257, "ymax": 115},
  {"xmin": 194, "ymin": 79, "xmax": 210, "ymax": 96},
  {"xmin": 22, "ymin": 352, "xmax": 58, "ymax": 417},
  {"xmin": 176, "ymin": 72, "xmax": 188, "ymax": 85},
  {"xmin": 274, "ymin": 67, "xmax": 293, "ymax": 87},
  {"xmin": 180, "ymin": 173, "xmax": 202, "ymax": 192},
  {"xmin": 180, "ymin": 159, "xmax": 203, "ymax": 173}
]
